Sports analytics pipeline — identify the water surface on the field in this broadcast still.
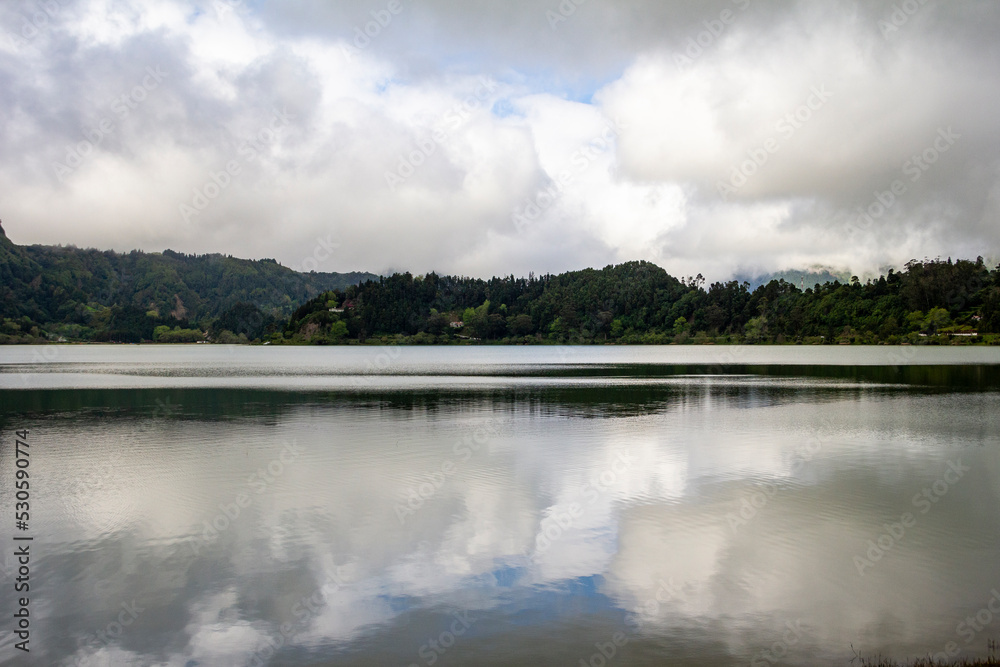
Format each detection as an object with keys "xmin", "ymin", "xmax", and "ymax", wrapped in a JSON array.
[{"xmin": 1, "ymin": 346, "xmax": 999, "ymax": 666}]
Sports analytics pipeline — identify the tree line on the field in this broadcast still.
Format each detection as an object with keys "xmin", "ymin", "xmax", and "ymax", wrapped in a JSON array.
[
  {"xmin": 274, "ymin": 257, "xmax": 1000, "ymax": 346},
  {"xmin": 4, "ymin": 219, "xmax": 998, "ymax": 346}
]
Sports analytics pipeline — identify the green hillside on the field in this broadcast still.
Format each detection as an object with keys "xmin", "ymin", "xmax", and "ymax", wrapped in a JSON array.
[
  {"xmin": 279, "ymin": 258, "xmax": 1000, "ymax": 346},
  {"xmin": 4, "ymin": 219, "xmax": 1000, "ymax": 346},
  {"xmin": 0, "ymin": 221, "xmax": 377, "ymax": 342}
]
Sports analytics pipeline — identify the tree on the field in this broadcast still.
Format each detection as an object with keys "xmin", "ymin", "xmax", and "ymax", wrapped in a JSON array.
[
  {"xmin": 425, "ymin": 310, "xmax": 450, "ymax": 335},
  {"xmin": 610, "ymin": 318, "xmax": 625, "ymax": 339},
  {"xmin": 329, "ymin": 320, "xmax": 349, "ymax": 340},
  {"xmin": 508, "ymin": 313, "xmax": 534, "ymax": 336},
  {"xmin": 981, "ymin": 288, "xmax": 1000, "ymax": 333},
  {"xmin": 462, "ymin": 301, "xmax": 490, "ymax": 338},
  {"xmin": 922, "ymin": 307, "xmax": 950, "ymax": 334},
  {"xmin": 744, "ymin": 316, "xmax": 767, "ymax": 343}
]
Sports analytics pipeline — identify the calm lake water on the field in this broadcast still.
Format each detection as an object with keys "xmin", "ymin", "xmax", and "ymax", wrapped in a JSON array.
[{"xmin": 1, "ymin": 345, "xmax": 999, "ymax": 666}]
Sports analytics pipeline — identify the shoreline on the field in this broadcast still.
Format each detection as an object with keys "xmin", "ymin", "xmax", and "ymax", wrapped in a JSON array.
[{"xmin": 3, "ymin": 339, "xmax": 1000, "ymax": 347}]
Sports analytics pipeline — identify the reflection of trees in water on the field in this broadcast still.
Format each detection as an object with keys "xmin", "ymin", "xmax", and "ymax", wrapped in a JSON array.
[{"xmin": 5, "ymin": 364, "xmax": 998, "ymax": 425}]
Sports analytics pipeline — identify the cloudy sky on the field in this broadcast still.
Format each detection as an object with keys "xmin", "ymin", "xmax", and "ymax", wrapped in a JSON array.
[{"xmin": 1, "ymin": 0, "xmax": 999, "ymax": 281}]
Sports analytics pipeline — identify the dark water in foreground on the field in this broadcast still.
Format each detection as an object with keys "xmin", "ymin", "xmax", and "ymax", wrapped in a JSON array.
[{"xmin": 0, "ymin": 346, "xmax": 999, "ymax": 666}]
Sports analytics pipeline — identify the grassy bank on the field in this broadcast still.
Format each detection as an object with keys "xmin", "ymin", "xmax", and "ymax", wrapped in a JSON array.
[{"xmin": 853, "ymin": 640, "xmax": 998, "ymax": 666}]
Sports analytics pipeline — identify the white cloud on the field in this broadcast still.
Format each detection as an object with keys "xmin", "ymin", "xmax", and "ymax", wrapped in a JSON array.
[{"xmin": 1, "ymin": 0, "xmax": 998, "ymax": 280}]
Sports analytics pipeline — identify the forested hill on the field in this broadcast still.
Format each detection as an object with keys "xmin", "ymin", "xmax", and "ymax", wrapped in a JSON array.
[
  {"xmin": 280, "ymin": 258, "xmax": 1000, "ymax": 346},
  {"xmin": 3, "ymin": 220, "xmax": 999, "ymax": 345},
  {"xmin": 0, "ymin": 223, "xmax": 377, "ymax": 341}
]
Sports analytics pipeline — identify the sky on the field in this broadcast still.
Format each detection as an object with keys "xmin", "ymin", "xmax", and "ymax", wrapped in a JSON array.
[{"xmin": 1, "ymin": 0, "xmax": 999, "ymax": 281}]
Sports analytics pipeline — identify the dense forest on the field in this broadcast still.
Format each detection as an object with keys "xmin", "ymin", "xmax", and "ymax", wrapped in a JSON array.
[
  {"xmin": 0, "ymin": 222, "xmax": 376, "ymax": 343},
  {"xmin": 278, "ymin": 257, "xmax": 1000, "ymax": 346},
  {"xmin": 2, "ymin": 222, "xmax": 998, "ymax": 345}
]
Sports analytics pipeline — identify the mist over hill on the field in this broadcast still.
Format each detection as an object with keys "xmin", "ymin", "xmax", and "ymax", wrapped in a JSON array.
[{"xmin": 737, "ymin": 269, "xmax": 851, "ymax": 292}]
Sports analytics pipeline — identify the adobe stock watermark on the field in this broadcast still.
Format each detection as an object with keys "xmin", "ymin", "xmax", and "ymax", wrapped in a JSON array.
[
  {"xmin": 212, "ymin": 0, "xmax": 245, "ymax": 19},
  {"xmin": 674, "ymin": 0, "xmax": 753, "ymax": 70},
  {"xmin": 408, "ymin": 610, "xmax": 477, "ymax": 667},
  {"xmin": 953, "ymin": 590, "xmax": 1000, "ymax": 654},
  {"xmin": 626, "ymin": 577, "xmax": 686, "ymax": 632},
  {"xmin": 549, "ymin": 345, "xmax": 580, "ymax": 364},
  {"xmin": 578, "ymin": 631, "xmax": 629, "ymax": 667},
  {"xmin": 72, "ymin": 601, "xmax": 145, "ymax": 666},
  {"xmin": 384, "ymin": 77, "xmax": 499, "ymax": 192},
  {"xmin": 511, "ymin": 118, "xmax": 628, "ymax": 232},
  {"xmin": 847, "ymin": 126, "xmax": 960, "ymax": 237},
  {"xmin": 546, "ymin": 0, "xmax": 590, "ymax": 31},
  {"xmin": 394, "ymin": 419, "xmax": 505, "ymax": 525},
  {"xmin": 583, "ymin": 578, "xmax": 688, "ymax": 666},
  {"xmin": 854, "ymin": 458, "xmax": 970, "ymax": 576},
  {"xmin": 887, "ymin": 342, "xmax": 920, "ymax": 366},
  {"xmin": 341, "ymin": 0, "xmax": 411, "ymax": 62},
  {"xmin": 727, "ymin": 421, "xmax": 829, "ymax": 532},
  {"xmin": 63, "ymin": 398, "xmax": 180, "ymax": 519},
  {"xmin": 750, "ymin": 620, "xmax": 806, "ymax": 667},
  {"xmin": 189, "ymin": 440, "xmax": 302, "ymax": 556},
  {"xmin": 5, "ymin": 0, "xmax": 65, "ymax": 50},
  {"xmin": 528, "ymin": 450, "xmax": 634, "ymax": 560},
  {"xmin": 922, "ymin": 589, "xmax": 1000, "ymax": 664},
  {"xmin": 709, "ymin": 342, "xmax": 752, "ymax": 371},
  {"xmin": 16, "ymin": 344, "xmax": 60, "ymax": 386},
  {"xmin": 717, "ymin": 85, "xmax": 833, "ymax": 200},
  {"xmin": 86, "ymin": 541, "xmax": 141, "ymax": 598},
  {"xmin": 179, "ymin": 107, "xmax": 294, "ymax": 223},
  {"xmin": 248, "ymin": 559, "xmax": 354, "ymax": 667},
  {"xmin": 878, "ymin": 0, "xmax": 932, "ymax": 39},
  {"xmin": 52, "ymin": 66, "xmax": 167, "ymax": 183},
  {"xmin": 727, "ymin": 481, "xmax": 779, "ymax": 533},
  {"xmin": 347, "ymin": 346, "xmax": 403, "ymax": 388},
  {"xmin": 289, "ymin": 234, "xmax": 341, "ymax": 273}
]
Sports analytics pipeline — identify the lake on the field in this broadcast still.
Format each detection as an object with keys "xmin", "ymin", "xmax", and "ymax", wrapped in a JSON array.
[{"xmin": 1, "ymin": 345, "xmax": 999, "ymax": 666}]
